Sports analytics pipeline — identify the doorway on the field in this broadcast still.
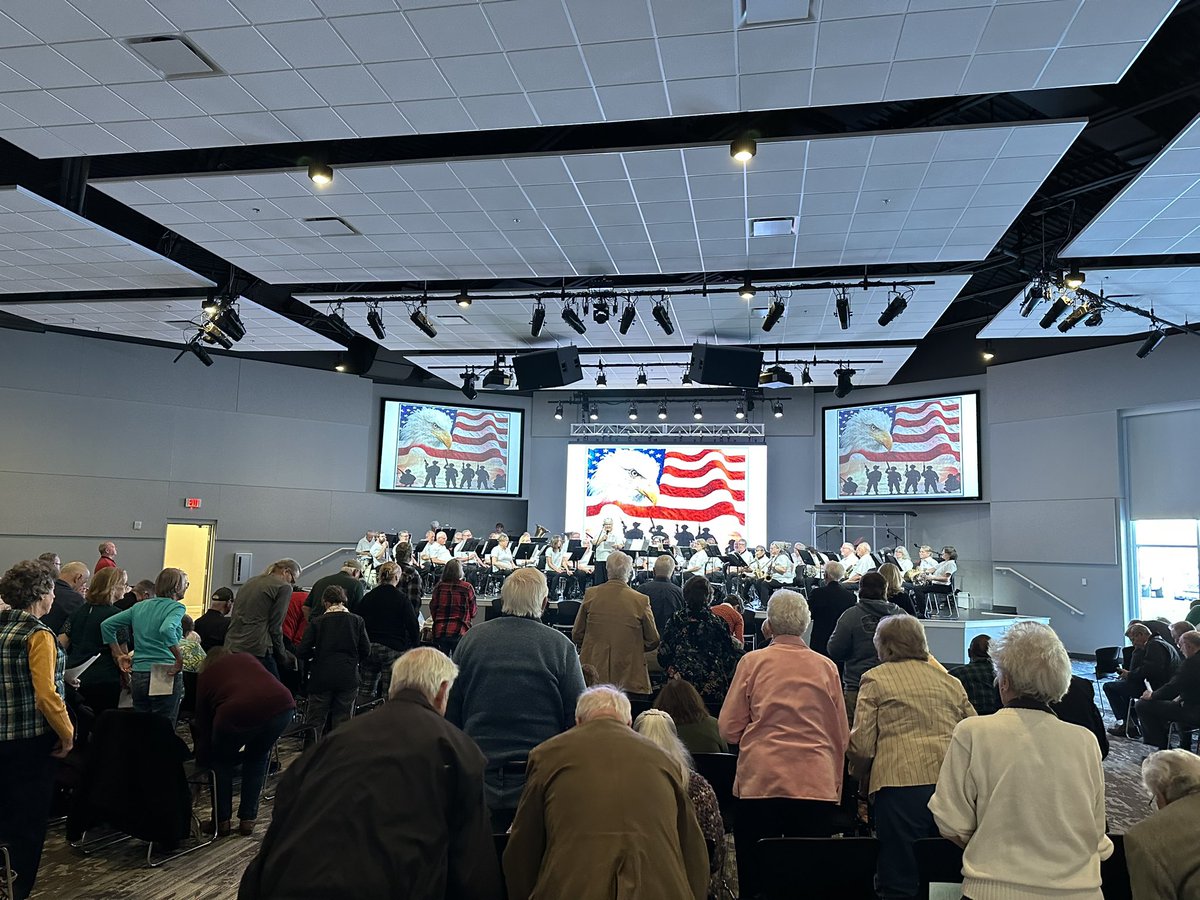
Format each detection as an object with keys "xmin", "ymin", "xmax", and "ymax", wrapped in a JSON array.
[{"xmin": 163, "ymin": 522, "xmax": 215, "ymax": 619}]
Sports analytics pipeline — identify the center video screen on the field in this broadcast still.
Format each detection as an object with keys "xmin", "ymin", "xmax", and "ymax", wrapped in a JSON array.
[{"xmin": 564, "ymin": 444, "xmax": 767, "ymax": 547}]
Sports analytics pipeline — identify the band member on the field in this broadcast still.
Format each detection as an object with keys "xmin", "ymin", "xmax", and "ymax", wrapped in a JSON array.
[
  {"xmin": 591, "ymin": 518, "xmax": 624, "ymax": 586},
  {"xmin": 571, "ymin": 539, "xmax": 595, "ymax": 597},
  {"xmin": 543, "ymin": 536, "xmax": 569, "ymax": 598},
  {"xmin": 487, "ymin": 533, "xmax": 516, "ymax": 591},
  {"xmin": 684, "ymin": 539, "xmax": 719, "ymax": 580},
  {"xmin": 421, "ymin": 531, "xmax": 452, "ymax": 584},
  {"xmin": 452, "ymin": 530, "xmax": 480, "ymax": 589},
  {"xmin": 759, "ymin": 541, "xmax": 796, "ymax": 606}
]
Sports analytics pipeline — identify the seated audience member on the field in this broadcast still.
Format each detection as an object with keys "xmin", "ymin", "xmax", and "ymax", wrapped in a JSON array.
[
  {"xmin": 195, "ymin": 587, "xmax": 233, "ymax": 651},
  {"xmin": 504, "ymin": 686, "xmax": 708, "ymax": 900},
  {"xmin": 44, "ymin": 561, "xmax": 89, "ymax": 633},
  {"xmin": 638, "ymin": 554, "xmax": 684, "ymax": 634},
  {"xmin": 428, "ymin": 558, "xmax": 477, "ymax": 657},
  {"xmin": 1170, "ymin": 620, "xmax": 1191, "ymax": 648},
  {"xmin": 658, "ymin": 576, "xmax": 743, "ymax": 707},
  {"xmin": 848, "ymin": 614, "xmax": 975, "ymax": 900},
  {"xmin": 116, "ymin": 578, "xmax": 155, "ymax": 610},
  {"xmin": 356, "ymin": 561, "xmax": 420, "ymax": 700},
  {"xmin": 654, "ymin": 677, "xmax": 729, "ymax": 754},
  {"xmin": 950, "ymin": 634, "xmax": 1002, "ymax": 716},
  {"xmin": 298, "ymin": 586, "xmax": 370, "ymax": 741},
  {"xmin": 633, "ymin": 709, "xmax": 726, "ymax": 899},
  {"xmin": 60, "ymin": 566, "xmax": 128, "ymax": 715},
  {"xmin": 827, "ymin": 572, "xmax": 903, "ymax": 723},
  {"xmin": 193, "ymin": 647, "xmax": 296, "ymax": 837},
  {"xmin": 574, "ymin": 550, "xmax": 659, "ymax": 694},
  {"xmin": 912, "ymin": 546, "xmax": 958, "ymax": 613},
  {"xmin": 240, "ymin": 648, "xmax": 502, "ymax": 900},
  {"xmin": 806, "ymin": 561, "xmax": 856, "ymax": 658},
  {"xmin": 0, "ymin": 560, "xmax": 74, "ymax": 900},
  {"xmin": 878, "ymin": 562, "xmax": 917, "ymax": 616},
  {"xmin": 1051, "ymin": 672, "xmax": 1110, "ymax": 759},
  {"xmin": 1134, "ymin": 628, "xmax": 1200, "ymax": 751},
  {"xmin": 718, "ymin": 590, "xmax": 848, "ymax": 899},
  {"xmin": 1125, "ymin": 749, "xmax": 1200, "ymax": 899},
  {"xmin": 179, "ymin": 615, "xmax": 207, "ymax": 672},
  {"xmin": 929, "ymin": 622, "xmax": 1113, "ymax": 900},
  {"xmin": 1105, "ymin": 621, "xmax": 1181, "ymax": 738},
  {"xmin": 303, "ymin": 559, "xmax": 364, "ymax": 622},
  {"xmin": 448, "ymin": 568, "xmax": 586, "ymax": 831},
  {"xmin": 710, "ymin": 591, "xmax": 746, "ymax": 645},
  {"xmin": 1142, "ymin": 618, "xmax": 1175, "ymax": 644},
  {"xmin": 844, "ymin": 541, "xmax": 876, "ymax": 584}
]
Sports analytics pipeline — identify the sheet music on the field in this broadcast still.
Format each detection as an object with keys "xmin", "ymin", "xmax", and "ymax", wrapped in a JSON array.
[
  {"xmin": 64, "ymin": 653, "xmax": 100, "ymax": 683},
  {"xmin": 148, "ymin": 663, "xmax": 175, "ymax": 696}
]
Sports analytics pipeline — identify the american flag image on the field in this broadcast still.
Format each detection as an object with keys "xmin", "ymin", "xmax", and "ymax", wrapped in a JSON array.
[
  {"xmin": 837, "ymin": 397, "xmax": 962, "ymax": 495},
  {"xmin": 395, "ymin": 405, "xmax": 509, "ymax": 466},
  {"xmin": 584, "ymin": 447, "xmax": 747, "ymax": 536}
]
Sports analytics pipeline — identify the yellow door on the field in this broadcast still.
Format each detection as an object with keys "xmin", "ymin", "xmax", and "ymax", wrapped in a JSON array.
[{"xmin": 163, "ymin": 523, "xmax": 215, "ymax": 619}]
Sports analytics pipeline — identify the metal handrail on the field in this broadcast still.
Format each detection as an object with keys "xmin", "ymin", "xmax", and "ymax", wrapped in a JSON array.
[
  {"xmin": 301, "ymin": 546, "xmax": 357, "ymax": 574},
  {"xmin": 994, "ymin": 566, "xmax": 1085, "ymax": 616}
]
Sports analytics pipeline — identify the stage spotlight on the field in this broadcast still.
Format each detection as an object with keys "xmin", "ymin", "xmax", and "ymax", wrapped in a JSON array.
[
  {"xmin": 734, "ymin": 400, "xmax": 745, "ymax": 420},
  {"xmin": 681, "ymin": 369, "xmax": 692, "ymax": 385},
  {"xmin": 1020, "ymin": 284, "xmax": 1044, "ymax": 318},
  {"xmin": 762, "ymin": 296, "xmax": 785, "ymax": 332},
  {"xmin": 801, "ymin": 366, "xmax": 813, "ymax": 386},
  {"xmin": 553, "ymin": 401, "xmax": 564, "ymax": 420},
  {"xmin": 593, "ymin": 296, "xmax": 610, "ymax": 324},
  {"xmin": 201, "ymin": 322, "xmax": 233, "ymax": 350},
  {"xmin": 692, "ymin": 401, "xmax": 703, "ymax": 421},
  {"xmin": 589, "ymin": 403, "xmax": 599, "ymax": 421},
  {"xmin": 835, "ymin": 288, "xmax": 851, "ymax": 330},
  {"xmin": 324, "ymin": 308, "xmax": 358, "ymax": 343},
  {"xmin": 833, "ymin": 367, "xmax": 856, "ymax": 399},
  {"xmin": 482, "ymin": 358, "xmax": 511, "ymax": 389},
  {"xmin": 595, "ymin": 363, "xmax": 607, "ymax": 387},
  {"xmin": 636, "ymin": 366, "xmax": 648, "ymax": 387},
  {"xmin": 1057, "ymin": 304, "xmax": 1090, "ymax": 332},
  {"xmin": 367, "ymin": 306, "xmax": 386, "ymax": 340},
  {"xmin": 627, "ymin": 403, "xmax": 638, "ymax": 421},
  {"xmin": 187, "ymin": 340, "xmax": 213, "ymax": 367},
  {"xmin": 530, "ymin": 301, "xmax": 546, "ymax": 337},
  {"xmin": 460, "ymin": 371, "xmax": 478, "ymax": 400},
  {"xmin": 212, "ymin": 305, "xmax": 245, "ymax": 342},
  {"xmin": 657, "ymin": 401, "xmax": 668, "ymax": 420},
  {"xmin": 771, "ymin": 400, "xmax": 783, "ymax": 418},
  {"xmin": 1085, "ymin": 308, "xmax": 1104, "ymax": 327},
  {"xmin": 651, "ymin": 300, "xmax": 674, "ymax": 335},
  {"xmin": 455, "ymin": 289, "xmax": 472, "ymax": 309},
  {"xmin": 739, "ymin": 279, "xmax": 756, "ymax": 301},
  {"xmin": 982, "ymin": 341, "xmax": 995, "ymax": 362},
  {"xmin": 201, "ymin": 293, "xmax": 220, "ymax": 317},
  {"xmin": 1136, "ymin": 329, "xmax": 1165, "ymax": 359},
  {"xmin": 410, "ymin": 306, "xmax": 438, "ymax": 338},
  {"xmin": 562, "ymin": 304, "xmax": 587, "ymax": 335},
  {"xmin": 1064, "ymin": 267, "xmax": 1085, "ymax": 290},
  {"xmin": 877, "ymin": 289, "xmax": 907, "ymax": 327},
  {"xmin": 308, "ymin": 162, "xmax": 333, "ymax": 186},
  {"xmin": 1038, "ymin": 296, "xmax": 1069, "ymax": 329},
  {"xmin": 335, "ymin": 357, "xmax": 348, "ymax": 373},
  {"xmin": 731, "ymin": 136, "xmax": 757, "ymax": 163},
  {"xmin": 618, "ymin": 300, "xmax": 636, "ymax": 335}
]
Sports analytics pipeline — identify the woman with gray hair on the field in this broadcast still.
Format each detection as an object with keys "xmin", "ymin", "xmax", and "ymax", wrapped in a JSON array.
[
  {"xmin": 929, "ymin": 622, "xmax": 1113, "ymax": 899},
  {"xmin": 848, "ymin": 614, "xmax": 975, "ymax": 899},
  {"xmin": 718, "ymin": 589, "xmax": 849, "ymax": 898},
  {"xmin": 1125, "ymin": 749, "xmax": 1200, "ymax": 898}
]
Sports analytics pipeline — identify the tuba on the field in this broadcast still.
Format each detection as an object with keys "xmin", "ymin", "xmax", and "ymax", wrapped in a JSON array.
[{"xmin": 534, "ymin": 524, "xmax": 549, "ymax": 538}]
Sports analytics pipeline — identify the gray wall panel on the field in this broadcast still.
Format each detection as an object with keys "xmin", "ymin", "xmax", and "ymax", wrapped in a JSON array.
[
  {"xmin": 991, "ymin": 498, "xmax": 1118, "ymax": 565},
  {"xmin": 988, "ymin": 412, "xmax": 1120, "ymax": 502}
]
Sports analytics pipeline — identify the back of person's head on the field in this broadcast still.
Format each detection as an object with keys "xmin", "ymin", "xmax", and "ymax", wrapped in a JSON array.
[
  {"xmin": 1180, "ymin": 631, "xmax": 1200, "ymax": 654},
  {"xmin": 968, "ymin": 634, "xmax": 992, "ymax": 661},
  {"xmin": 0, "ymin": 560, "xmax": 55, "ymax": 609},
  {"xmin": 500, "ymin": 567, "xmax": 547, "ymax": 618},
  {"xmin": 1142, "ymin": 749, "xmax": 1200, "ymax": 806},
  {"xmin": 766, "ymin": 590, "xmax": 810, "ymax": 637},
  {"xmin": 37, "ymin": 552, "xmax": 60, "ymax": 578},
  {"xmin": 653, "ymin": 678, "xmax": 708, "ymax": 726},
  {"xmin": 155, "ymin": 567, "xmax": 187, "ymax": 600},
  {"xmin": 199, "ymin": 645, "xmax": 231, "ymax": 674},
  {"xmin": 606, "ymin": 550, "xmax": 633, "ymax": 583},
  {"xmin": 377, "ymin": 561, "xmax": 400, "ymax": 585},
  {"xmin": 269, "ymin": 558, "xmax": 301, "ymax": 580},
  {"xmin": 442, "ymin": 558, "xmax": 463, "ymax": 583},
  {"xmin": 653, "ymin": 554, "xmax": 676, "ymax": 578},
  {"xmin": 633, "ymin": 709, "xmax": 691, "ymax": 781},
  {"xmin": 134, "ymin": 579, "xmax": 156, "ymax": 599},
  {"xmin": 87, "ymin": 567, "xmax": 126, "ymax": 606},
  {"xmin": 60, "ymin": 561, "xmax": 89, "ymax": 586},
  {"xmin": 1170, "ymin": 621, "xmax": 1191, "ymax": 640},
  {"xmin": 992, "ymin": 621, "xmax": 1071, "ymax": 704},
  {"xmin": 824, "ymin": 560, "xmax": 845, "ymax": 582},
  {"xmin": 181, "ymin": 614, "xmax": 195, "ymax": 633},
  {"xmin": 873, "ymin": 614, "xmax": 929, "ymax": 662},
  {"xmin": 340, "ymin": 558, "xmax": 362, "ymax": 576},
  {"xmin": 389, "ymin": 646, "xmax": 458, "ymax": 708},
  {"xmin": 858, "ymin": 571, "xmax": 886, "ymax": 600},
  {"xmin": 394, "ymin": 543, "xmax": 413, "ymax": 565},
  {"xmin": 1126, "ymin": 622, "xmax": 1151, "ymax": 640},
  {"xmin": 575, "ymin": 684, "xmax": 631, "ymax": 725},
  {"xmin": 878, "ymin": 563, "xmax": 903, "ymax": 597},
  {"xmin": 322, "ymin": 585, "xmax": 348, "ymax": 607},
  {"xmin": 682, "ymin": 575, "xmax": 712, "ymax": 613}
]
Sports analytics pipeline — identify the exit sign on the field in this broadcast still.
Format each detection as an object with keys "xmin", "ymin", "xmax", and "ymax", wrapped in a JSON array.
[{"xmin": 184, "ymin": 498, "xmax": 202, "ymax": 509}]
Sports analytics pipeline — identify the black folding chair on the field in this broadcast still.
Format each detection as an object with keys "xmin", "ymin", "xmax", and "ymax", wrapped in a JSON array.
[
  {"xmin": 1101, "ymin": 834, "xmax": 1132, "ymax": 900},
  {"xmin": 756, "ymin": 837, "xmax": 879, "ymax": 899},
  {"xmin": 692, "ymin": 752, "xmax": 737, "ymax": 832},
  {"xmin": 914, "ymin": 837, "xmax": 963, "ymax": 899}
]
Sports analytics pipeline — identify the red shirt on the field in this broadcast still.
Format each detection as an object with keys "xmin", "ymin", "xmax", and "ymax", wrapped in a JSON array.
[
  {"xmin": 193, "ymin": 652, "xmax": 296, "ymax": 765},
  {"xmin": 283, "ymin": 590, "xmax": 309, "ymax": 645},
  {"xmin": 712, "ymin": 603, "xmax": 745, "ymax": 643},
  {"xmin": 95, "ymin": 557, "xmax": 116, "ymax": 571},
  {"xmin": 429, "ymin": 580, "xmax": 477, "ymax": 639}
]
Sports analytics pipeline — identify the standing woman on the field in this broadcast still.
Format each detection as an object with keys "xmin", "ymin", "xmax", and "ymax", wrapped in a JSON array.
[
  {"xmin": 299, "ymin": 585, "xmax": 370, "ymax": 740},
  {"xmin": 60, "ymin": 566, "xmax": 129, "ymax": 715},
  {"xmin": 429, "ymin": 558, "xmax": 477, "ymax": 656},
  {"xmin": 101, "ymin": 567, "xmax": 188, "ymax": 726},
  {"xmin": 0, "ymin": 560, "xmax": 74, "ymax": 900},
  {"xmin": 356, "ymin": 561, "xmax": 420, "ymax": 699},
  {"xmin": 878, "ymin": 563, "xmax": 917, "ymax": 617}
]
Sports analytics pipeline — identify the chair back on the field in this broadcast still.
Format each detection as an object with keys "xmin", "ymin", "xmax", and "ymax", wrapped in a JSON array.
[
  {"xmin": 1101, "ymin": 834, "xmax": 1132, "ymax": 900},
  {"xmin": 555, "ymin": 599, "xmax": 581, "ymax": 626},
  {"xmin": 757, "ymin": 837, "xmax": 879, "ymax": 899},
  {"xmin": 692, "ymin": 752, "xmax": 737, "ymax": 831},
  {"xmin": 1094, "ymin": 647, "xmax": 1121, "ymax": 675},
  {"xmin": 914, "ymin": 837, "xmax": 963, "ymax": 898}
]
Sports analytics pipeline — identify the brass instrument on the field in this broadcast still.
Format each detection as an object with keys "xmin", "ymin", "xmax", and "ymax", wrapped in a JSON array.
[{"xmin": 534, "ymin": 524, "xmax": 548, "ymax": 538}]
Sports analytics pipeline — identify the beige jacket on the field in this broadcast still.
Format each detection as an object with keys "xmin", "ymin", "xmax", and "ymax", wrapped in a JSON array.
[{"xmin": 573, "ymin": 580, "xmax": 660, "ymax": 694}]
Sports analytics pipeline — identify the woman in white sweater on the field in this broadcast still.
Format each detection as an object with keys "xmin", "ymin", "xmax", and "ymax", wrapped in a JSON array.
[{"xmin": 928, "ymin": 621, "xmax": 1113, "ymax": 900}]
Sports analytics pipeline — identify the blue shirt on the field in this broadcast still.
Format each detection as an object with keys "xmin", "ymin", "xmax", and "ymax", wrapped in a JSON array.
[{"xmin": 100, "ymin": 597, "xmax": 185, "ymax": 672}]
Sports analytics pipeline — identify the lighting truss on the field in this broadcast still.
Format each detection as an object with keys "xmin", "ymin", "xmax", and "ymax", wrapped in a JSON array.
[{"xmin": 570, "ymin": 423, "xmax": 765, "ymax": 442}]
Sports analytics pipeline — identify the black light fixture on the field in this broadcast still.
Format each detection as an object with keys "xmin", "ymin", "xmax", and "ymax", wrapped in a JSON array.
[
  {"xmin": 482, "ymin": 356, "xmax": 511, "ymax": 389},
  {"xmin": 595, "ymin": 362, "xmax": 607, "ymax": 387},
  {"xmin": 835, "ymin": 288, "xmax": 851, "ymax": 330},
  {"xmin": 762, "ymin": 295, "xmax": 785, "ymax": 332},
  {"xmin": 324, "ymin": 305, "xmax": 358, "ymax": 343},
  {"xmin": 553, "ymin": 401, "xmax": 564, "ymax": 420},
  {"xmin": 627, "ymin": 402, "xmax": 638, "ymax": 421},
  {"xmin": 833, "ymin": 367, "xmax": 856, "ymax": 399},
  {"xmin": 801, "ymin": 365, "xmax": 814, "ymax": 386},
  {"xmin": 455, "ymin": 289, "xmax": 472, "ymax": 309},
  {"xmin": 307, "ymin": 162, "xmax": 333, "ymax": 186},
  {"xmin": 982, "ymin": 341, "xmax": 995, "ymax": 363},
  {"xmin": 877, "ymin": 288, "xmax": 907, "ymax": 327},
  {"xmin": 1064, "ymin": 266, "xmax": 1085, "ymax": 290},
  {"xmin": 410, "ymin": 305, "xmax": 438, "ymax": 338},
  {"xmin": 657, "ymin": 401, "xmax": 668, "ymax": 420},
  {"xmin": 460, "ymin": 370, "xmax": 478, "ymax": 400},
  {"xmin": 1136, "ymin": 328, "xmax": 1165, "ymax": 359},
  {"xmin": 1038, "ymin": 296, "xmax": 1070, "ymax": 329},
  {"xmin": 367, "ymin": 305, "xmax": 386, "ymax": 340},
  {"xmin": 734, "ymin": 399, "xmax": 746, "ymax": 420},
  {"xmin": 562, "ymin": 303, "xmax": 587, "ymax": 335},
  {"xmin": 530, "ymin": 300, "xmax": 546, "ymax": 337},
  {"xmin": 1085, "ymin": 307, "xmax": 1104, "ymax": 327},
  {"xmin": 1020, "ymin": 283, "xmax": 1044, "ymax": 318},
  {"xmin": 771, "ymin": 400, "xmax": 784, "ymax": 418},
  {"xmin": 201, "ymin": 292, "xmax": 220, "ymax": 316},
  {"xmin": 335, "ymin": 356, "xmax": 348, "ymax": 373},
  {"xmin": 187, "ymin": 339, "xmax": 213, "ymax": 367},
  {"xmin": 739, "ymin": 278, "xmax": 756, "ymax": 301},
  {"xmin": 210, "ymin": 302, "xmax": 245, "ymax": 342},
  {"xmin": 651, "ymin": 298, "xmax": 674, "ymax": 335},
  {"xmin": 588, "ymin": 403, "xmax": 599, "ymax": 421},
  {"xmin": 201, "ymin": 321, "xmax": 233, "ymax": 350},
  {"xmin": 636, "ymin": 365, "xmax": 648, "ymax": 386},
  {"xmin": 1057, "ymin": 303, "xmax": 1090, "ymax": 332},
  {"xmin": 618, "ymin": 299, "xmax": 637, "ymax": 335},
  {"xmin": 731, "ymin": 136, "xmax": 757, "ymax": 163},
  {"xmin": 681, "ymin": 368, "xmax": 692, "ymax": 385},
  {"xmin": 593, "ymin": 295, "xmax": 610, "ymax": 324},
  {"xmin": 692, "ymin": 401, "xmax": 703, "ymax": 420}
]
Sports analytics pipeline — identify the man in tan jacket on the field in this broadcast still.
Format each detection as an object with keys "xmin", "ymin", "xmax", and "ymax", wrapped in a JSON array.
[
  {"xmin": 503, "ymin": 685, "xmax": 708, "ymax": 900},
  {"xmin": 573, "ymin": 551, "xmax": 659, "ymax": 694}
]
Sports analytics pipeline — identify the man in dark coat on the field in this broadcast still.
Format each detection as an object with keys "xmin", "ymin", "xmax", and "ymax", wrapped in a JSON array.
[
  {"xmin": 1105, "ymin": 622, "xmax": 1181, "ymax": 737},
  {"xmin": 239, "ymin": 647, "xmax": 502, "ymax": 900},
  {"xmin": 806, "ymin": 561, "xmax": 858, "ymax": 658}
]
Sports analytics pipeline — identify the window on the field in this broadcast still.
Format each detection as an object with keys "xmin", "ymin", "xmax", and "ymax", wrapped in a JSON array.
[{"xmin": 1131, "ymin": 519, "xmax": 1200, "ymax": 623}]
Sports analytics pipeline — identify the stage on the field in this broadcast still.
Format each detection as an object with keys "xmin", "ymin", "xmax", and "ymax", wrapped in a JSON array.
[{"xmin": 922, "ymin": 612, "xmax": 1051, "ymax": 666}]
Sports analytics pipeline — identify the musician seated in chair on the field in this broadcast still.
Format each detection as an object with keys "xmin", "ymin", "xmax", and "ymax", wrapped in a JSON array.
[
  {"xmin": 912, "ymin": 546, "xmax": 958, "ymax": 616},
  {"xmin": 543, "ymin": 536, "xmax": 570, "ymax": 598}
]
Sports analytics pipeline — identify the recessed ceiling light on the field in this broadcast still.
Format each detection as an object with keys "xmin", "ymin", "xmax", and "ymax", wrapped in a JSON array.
[
  {"xmin": 731, "ymin": 136, "xmax": 756, "ymax": 163},
  {"xmin": 308, "ymin": 163, "xmax": 333, "ymax": 187}
]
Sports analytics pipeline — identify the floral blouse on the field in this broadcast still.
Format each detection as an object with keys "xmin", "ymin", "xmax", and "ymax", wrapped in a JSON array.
[
  {"xmin": 657, "ymin": 610, "xmax": 743, "ymax": 706},
  {"xmin": 688, "ymin": 770, "xmax": 726, "ymax": 898}
]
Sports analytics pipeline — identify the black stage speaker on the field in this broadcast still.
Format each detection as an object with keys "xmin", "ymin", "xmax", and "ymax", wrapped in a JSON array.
[
  {"xmin": 688, "ymin": 344, "xmax": 764, "ymax": 388},
  {"xmin": 513, "ymin": 346, "xmax": 583, "ymax": 390}
]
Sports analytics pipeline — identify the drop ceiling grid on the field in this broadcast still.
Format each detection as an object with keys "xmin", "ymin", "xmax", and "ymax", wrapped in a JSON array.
[
  {"xmin": 977, "ymin": 266, "xmax": 1200, "ymax": 339},
  {"xmin": 1062, "ymin": 112, "xmax": 1200, "ymax": 258},
  {"xmin": 0, "ymin": 0, "xmax": 1176, "ymax": 157},
  {"xmin": 94, "ymin": 123, "xmax": 1083, "ymax": 284},
  {"xmin": 0, "ymin": 186, "xmax": 213, "ymax": 293}
]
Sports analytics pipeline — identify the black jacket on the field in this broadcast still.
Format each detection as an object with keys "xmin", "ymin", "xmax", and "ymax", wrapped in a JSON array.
[
  {"xmin": 806, "ymin": 581, "xmax": 857, "ymax": 657},
  {"xmin": 1130, "ymin": 637, "xmax": 1181, "ymax": 691},
  {"xmin": 44, "ymin": 579, "xmax": 85, "ymax": 633},
  {"xmin": 1051, "ymin": 675, "xmax": 1109, "ymax": 759},
  {"xmin": 239, "ymin": 691, "xmax": 503, "ymax": 900},
  {"xmin": 357, "ymin": 583, "xmax": 420, "ymax": 652},
  {"xmin": 298, "ymin": 608, "xmax": 370, "ymax": 693},
  {"xmin": 638, "ymin": 578, "xmax": 684, "ymax": 632},
  {"xmin": 194, "ymin": 609, "xmax": 230, "ymax": 652},
  {"xmin": 1151, "ymin": 652, "xmax": 1200, "ymax": 706}
]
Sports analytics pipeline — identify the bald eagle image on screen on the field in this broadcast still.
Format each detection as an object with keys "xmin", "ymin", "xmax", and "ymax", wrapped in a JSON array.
[{"xmin": 835, "ymin": 397, "xmax": 964, "ymax": 498}]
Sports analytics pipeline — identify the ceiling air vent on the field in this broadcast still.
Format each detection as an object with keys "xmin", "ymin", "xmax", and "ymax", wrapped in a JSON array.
[
  {"xmin": 125, "ymin": 36, "xmax": 221, "ymax": 79},
  {"xmin": 749, "ymin": 216, "xmax": 797, "ymax": 237},
  {"xmin": 739, "ymin": 0, "xmax": 813, "ymax": 27},
  {"xmin": 303, "ymin": 217, "xmax": 360, "ymax": 237}
]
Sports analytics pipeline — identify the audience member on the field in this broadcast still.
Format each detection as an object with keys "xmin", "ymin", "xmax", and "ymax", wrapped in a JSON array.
[
  {"xmin": 1169, "ymin": 620, "xmax": 1191, "ymax": 647},
  {"xmin": 806, "ymin": 561, "xmax": 856, "ymax": 658},
  {"xmin": 391, "ymin": 542, "xmax": 423, "ymax": 612},
  {"xmin": 0, "ymin": 560, "xmax": 73, "ymax": 900},
  {"xmin": 848, "ymin": 614, "xmax": 975, "ymax": 900},
  {"xmin": 299, "ymin": 585, "xmax": 370, "ymax": 741},
  {"xmin": 195, "ymin": 587, "xmax": 233, "ymax": 651},
  {"xmin": 240, "ymin": 648, "xmax": 502, "ymax": 899},
  {"xmin": 101, "ymin": 567, "xmax": 188, "ymax": 725},
  {"xmin": 1141, "ymin": 618, "xmax": 1175, "ymax": 645},
  {"xmin": 504, "ymin": 685, "xmax": 708, "ymax": 900},
  {"xmin": 43, "ymin": 560, "xmax": 89, "ymax": 633},
  {"xmin": 193, "ymin": 647, "xmax": 296, "ymax": 838},
  {"xmin": 1105, "ymin": 621, "xmax": 1180, "ymax": 737},
  {"xmin": 633, "ymin": 708, "xmax": 725, "ymax": 899},
  {"xmin": 179, "ymin": 615, "xmax": 206, "ymax": 672},
  {"xmin": 573, "ymin": 550, "xmax": 660, "ymax": 694},
  {"xmin": 638, "ymin": 553, "xmax": 684, "ymax": 633},
  {"xmin": 357, "ymin": 561, "xmax": 421, "ymax": 699},
  {"xmin": 950, "ymin": 634, "xmax": 1002, "ymax": 716},
  {"xmin": 1125, "ymin": 749, "xmax": 1200, "ymax": 899},
  {"xmin": 1134, "ymin": 628, "xmax": 1200, "ymax": 750},
  {"xmin": 710, "ymin": 591, "xmax": 745, "ymax": 644},
  {"xmin": 1050, "ymin": 673, "xmax": 1110, "ymax": 759},
  {"xmin": 654, "ymin": 677, "xmax": 729, "ymax": 754},
  {"xmin": 116, "ymin": 578, "xmax": 154, "ymax": 610},
  {"xmin": 1186, "ymin": 600, "xmax": 1200, "ymax": 627},
  {"xmin": 60, "ymin": 566, "xmax": 128, "ymax": 715},
  {"xmin": 929, "ymin": 622, "xmax": 1112, "ymax": 899},
  {"xmin": 827, "ymin": 572, "xmax": 903, "ymax": 723},
  {"xmin": 718, "ymin": 590, "xmax": 848, "ymax": 898},
  {"xmin": 94, "ymin": 541, "xmax": 118, "ymax": 572},
  {"xmin": 36, "ymin": 552, "xmax": 60, "ymax": 579},
  {"xmin": 657, "ymin": 575, "xmax": 743, "ymax": 707},
  {"xmin": 448, "ymin": 568, "xmax": 585, "ymax": 831},
  {"xmin": 428, "ymin": 558, "xmax": 476, "ymax": 656},
  {"xmin": 280, "ymin": 583, "xmax": 307, "ymax": 649},
  {"xmin": 303, "ymin": 558, "xmax": 365, "ymax": 622},
  {"xmin": 878, "ymin": 562, "xmax": 917, "ymax": 616},
  {"xmin": 224, "ymin": 559, "xmax": 300, "ymax": 679}
]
